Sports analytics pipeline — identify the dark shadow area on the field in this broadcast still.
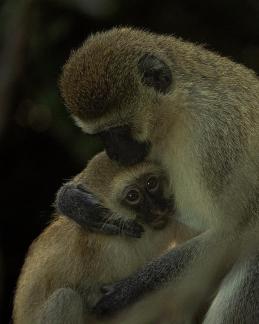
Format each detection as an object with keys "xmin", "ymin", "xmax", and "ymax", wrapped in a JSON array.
[{"xmin": 0, "ymin": 0, "xmax": 258, "ymax": 322}]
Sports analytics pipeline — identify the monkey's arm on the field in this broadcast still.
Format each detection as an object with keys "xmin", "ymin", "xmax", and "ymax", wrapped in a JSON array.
[
  {"xmin": 204, "ymin": 250, "xmax": 259, "ymax": 324},
  {"xmin": 94, "ymin": 230, "xmax": 237, "ymax": 315},
  {"xmin": 56, "ymin": 183, "xmax": 144, "ymax": 238}
]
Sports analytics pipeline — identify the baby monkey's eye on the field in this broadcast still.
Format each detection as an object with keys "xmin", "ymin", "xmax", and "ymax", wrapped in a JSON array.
[
  {"xmin": 125, "ymin": 188, "xmax": 141, "ymax": 205},
  {"xmin": 146, "ymin": 176, "xmax": 159, "ymax": 192}
]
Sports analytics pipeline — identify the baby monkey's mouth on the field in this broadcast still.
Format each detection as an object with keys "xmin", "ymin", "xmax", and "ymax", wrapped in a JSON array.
[
  {"xmin": 149, "ymin": 206, "xmax": 172, "ymax": 230},
  {"xmin": 149, "ymin": 211, "xmax": 169, "ymax": 230},
  {"xmin": 138, "ymin": 198, "xmax": 175, "ymax": 230}
]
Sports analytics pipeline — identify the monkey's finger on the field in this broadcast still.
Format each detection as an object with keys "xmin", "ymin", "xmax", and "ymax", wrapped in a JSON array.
[
  {"xmin": 100, "ymin": 284, "xmax": 115, "ymax": 295},
  {"xmin": 93, "ymin": 287, "xmax": 128, "ymax": 316},
  {"xmin": 92, "ymin": 221, "xmax": 144, "ymax": 238},
  {"xmin": 121, "ymin": 221, "xmax": 144, "ymax": 238},
  {"xmin": 91, "ymin": 222, "xmax": 122, "ymax": 235}
]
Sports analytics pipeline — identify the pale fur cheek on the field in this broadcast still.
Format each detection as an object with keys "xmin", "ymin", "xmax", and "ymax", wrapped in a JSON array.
[
  {"xmin": 130, "ymin": 119, "xmax": 151, "ymax": 143},
  {"xmin": 73, "ymin": 116, "xmax": 95, "ymax": 134},
  {"xmin": 74, "ymin": 107, "xmax": 152, "ymax": 143}
]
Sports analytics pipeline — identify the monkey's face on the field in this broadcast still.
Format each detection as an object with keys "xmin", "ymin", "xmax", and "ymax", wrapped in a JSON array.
[
  {"xmin": 60, "ymin": 152, "xmax": 174, "ymax": 232},
  {"xmin": 114, "ymin": 170, "xmax": 174, "ymax": 230},
  {"xmin": 60, "ymin": 28, "xmax": 173, "ymax": 166}
]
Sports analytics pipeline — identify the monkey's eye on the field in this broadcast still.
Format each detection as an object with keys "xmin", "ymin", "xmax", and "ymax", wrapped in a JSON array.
[
  {"xmin": 146, "ymin": 176, "xmax": 159, "ymax": 192},
  {"xmin": 124, "ymin": 188, "xmax": 141, "ymax": 205}
]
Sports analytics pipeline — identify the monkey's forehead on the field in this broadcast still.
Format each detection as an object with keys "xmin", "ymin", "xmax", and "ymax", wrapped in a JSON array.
[{"xmin": 60, "ymin": 27, "xmax": 161, "ymax": 120}]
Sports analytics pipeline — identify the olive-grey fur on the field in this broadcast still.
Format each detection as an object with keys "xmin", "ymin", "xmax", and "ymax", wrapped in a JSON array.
[{"xmin": 60, "ymin": 27, "xmax": 259, "ymax": 323}]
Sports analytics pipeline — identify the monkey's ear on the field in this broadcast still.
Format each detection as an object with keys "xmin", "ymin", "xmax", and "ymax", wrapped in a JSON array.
[{"xmin": 138, "ymin": 54, "xmax": 172, "ymax": 94}]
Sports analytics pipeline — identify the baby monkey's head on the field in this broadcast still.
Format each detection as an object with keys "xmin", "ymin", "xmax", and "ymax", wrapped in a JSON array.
[
  {"xmin": 74, "ymin": 152, "xmax": 174, "ymax": 230},
  {"xmin": 110, "ymin": 161, "xmax": 173, "ymax": 229}
]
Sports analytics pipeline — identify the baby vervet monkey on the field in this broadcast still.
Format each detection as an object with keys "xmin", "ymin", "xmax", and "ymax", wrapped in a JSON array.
[
  {"xmin": 60, "ymin": 27, "xmax": 259, "ymax": 322},
  {"xmin": 13, "ymin": 152, "xmax": 193, "ymax": 324}
]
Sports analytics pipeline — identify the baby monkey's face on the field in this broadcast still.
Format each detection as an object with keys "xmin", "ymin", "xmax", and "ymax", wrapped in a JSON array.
[
  {"xmin": 64, "ymin": 153, "xmax": 175, "ymax": 233},
  {"xmin": 117, "ymin": 172, "xmax": 174, "ymax": 230}
]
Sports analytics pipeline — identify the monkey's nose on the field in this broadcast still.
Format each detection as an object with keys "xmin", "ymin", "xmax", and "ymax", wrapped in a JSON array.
[
  {"xmin": 150, "ymin": 208, "xmax": 168, "ymax": 217},
  {"xmin": 149, "ymin": 211, "xmax": 169, "ymax": 230}
]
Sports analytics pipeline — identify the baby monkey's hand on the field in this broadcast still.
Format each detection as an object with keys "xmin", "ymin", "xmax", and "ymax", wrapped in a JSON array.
[{"xmin": 56, "ymin": 183, "xmax": 144, "ymax": 238}]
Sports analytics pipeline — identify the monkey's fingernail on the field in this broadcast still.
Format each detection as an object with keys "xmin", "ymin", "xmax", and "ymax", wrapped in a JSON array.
[
  {"xmin": 101, "ymin": 285, "xmax": 114, "ymax": 295},
  {"xmin": 100, "ymin": 287, "xmax": 108, "ymax": 293},
  {"xmin": 76, "ymin": 184, "xmax": 87, "ymax": 192}
]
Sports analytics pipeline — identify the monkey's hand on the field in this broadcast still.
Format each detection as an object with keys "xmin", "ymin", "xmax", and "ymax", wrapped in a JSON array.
[
  {"xmin": 56, "ymin": 183, "xmax": 144, "ymax": 238},
  {"xmin": 93, "ymin": 230, "xmax": 233, "ymax": 316},
  {"xmin": 93, "ymin": 240, "xmax": 195, "ymax": 316}
]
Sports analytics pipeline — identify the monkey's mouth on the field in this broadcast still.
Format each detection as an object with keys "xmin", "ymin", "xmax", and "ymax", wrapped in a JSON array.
[
  {"xmin": 149, "ymin": 215, "xmax": 169, "ymax": 229},
  {"xmin": 136, "ymin": 206, "xmax": 172, "ymax": 230},
  {"xmin": 148, "ymin": 200, "xmax": 176, "ymax": 230},
  {"xmin": 148, "ymin": 208, "xmax": 171, "ymax": 230}
]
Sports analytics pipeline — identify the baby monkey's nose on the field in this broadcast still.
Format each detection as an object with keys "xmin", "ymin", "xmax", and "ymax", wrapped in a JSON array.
[
  {"xmin": 148, "ymin": 207, "xmax": 169, "ymax": 230},
  {"xmin": 150, "ymin": 207, "xmax": 168, "ymax": 217}
]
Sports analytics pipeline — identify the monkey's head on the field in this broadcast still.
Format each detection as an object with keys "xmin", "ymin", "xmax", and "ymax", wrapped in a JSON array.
[
  {"xmin": 60, "ymin": 27, "xmax": 177, "ymax": 165},
  {"xmin": 75, "ymin": 152, "xmax": 174, "ymax": 229}
]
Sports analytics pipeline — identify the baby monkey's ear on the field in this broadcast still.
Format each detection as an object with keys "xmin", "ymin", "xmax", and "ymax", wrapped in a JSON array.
[{"xmin": 137, "ymin": 54, "xmax": 172, "ymax": 94}]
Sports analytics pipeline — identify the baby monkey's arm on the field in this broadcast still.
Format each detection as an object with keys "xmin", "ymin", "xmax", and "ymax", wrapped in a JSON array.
[{"xmin": 56, "ymin": 183, "xmax": 144, "ymax": 238}]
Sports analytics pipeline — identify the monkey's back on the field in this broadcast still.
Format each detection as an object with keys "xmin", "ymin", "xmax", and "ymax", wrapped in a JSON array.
[{"xmin": 13, "ymin": 216, "xmax": 99, "ymax": 323}]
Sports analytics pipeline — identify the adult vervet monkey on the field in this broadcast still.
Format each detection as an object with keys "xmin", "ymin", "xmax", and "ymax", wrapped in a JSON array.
[
  {"xmin": 60, "ymin": 27, "xmax": 259, "ymax": 322},
  {"xmin": 13, "ymin": 152, "xmax": 193, "ymax": 324}
]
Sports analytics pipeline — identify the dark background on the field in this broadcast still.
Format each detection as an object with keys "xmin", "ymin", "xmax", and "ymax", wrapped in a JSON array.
[{"xmin": 0, "ymin": 0, "xmax": 259, "ymax": 322}]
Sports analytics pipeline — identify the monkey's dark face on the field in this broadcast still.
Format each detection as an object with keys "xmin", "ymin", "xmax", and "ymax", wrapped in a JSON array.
[
  {"xmin": 60, "ymin": 28, "xmax": 173, "ymax": 166},
  {"xmin": 119, "ymin": 173, "xmax": 174, "ymax": 229},
  {"xmin": 98, "ymin": 126, "xmax": 151, "ymax": 166},
  {"xmin": 96, "ymin": 55, "xmax": 171, "ymax": 166}
]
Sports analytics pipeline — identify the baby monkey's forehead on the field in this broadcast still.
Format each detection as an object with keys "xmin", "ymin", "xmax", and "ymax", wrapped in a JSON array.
[
  {"xmin": 112, "ymin": 162, "xmax": 166, "ymax": 190},
  {"xmin": 73, "ymin": 152, "xmax": 167, "ymax": 201}
]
